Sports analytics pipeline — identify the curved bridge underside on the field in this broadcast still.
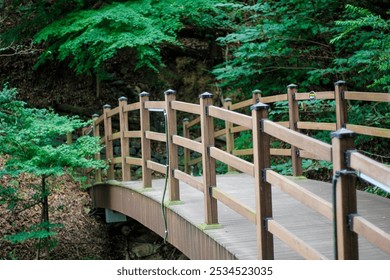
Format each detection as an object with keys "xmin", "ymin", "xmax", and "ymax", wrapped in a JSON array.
[{"xmin": 90, "ymin": 174, "xmax": 390, "ymax": 260}]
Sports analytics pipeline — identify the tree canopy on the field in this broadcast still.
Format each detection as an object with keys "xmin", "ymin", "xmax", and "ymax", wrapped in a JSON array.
[{"xmin": 1, "ymin": 0, "xmax": 389, "ymax": 93}]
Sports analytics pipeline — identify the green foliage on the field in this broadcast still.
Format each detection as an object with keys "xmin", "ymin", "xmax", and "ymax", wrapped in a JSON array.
[
  {"xmin": 0, "ymin": 84, "xmax": 106, "ymax": 255},
  {"xmin": 213, "ymin": 0, "xmax": 345, "ymax": 94},
  {"xmin": 213, "ymin": 1, "xmax": 390, "ymax": 96},
  {"xmin": 29, "ymin": 0, "xmax": 229, "ymax": 76},
  {"xmin": 330, "ymin": 5, "xmax": 390, "ymax": 91},
  {"xmin": 4, "ymin": 222, "xmax": 63, "ymax": 246}
]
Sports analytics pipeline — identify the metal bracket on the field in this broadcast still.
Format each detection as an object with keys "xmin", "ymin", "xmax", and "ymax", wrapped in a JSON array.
[
  {"xmin": 205, "ymin": 105, "xmax": 209, "ymax": 116},
  {"xmin": 264, "ymin": 217, "xmax": 271, "ymax": 230},
  {"xmin": 262, "ymin": 168, "xmax": 272, "ymax": 182},
  {"xmin": 341, "ymin": 90, "xmax": 345, "ymax": 100},
  {"xmin": 347, "ymin": 213, "xmax": 357, "ymax": 230},
  {"xmin": 259, "ymin": 119, "xmax": 265, "ymax": 132},
  {"xmin": 292, "ymin": 93, "xmax": 296, "ymax": 101},
  {"xmin": 295, "ymin": 148, "xmax": 300, "ymax": 157},
  {"xmin": 344, "ymin": 149, "xmax": 357, "ymax": 168}
]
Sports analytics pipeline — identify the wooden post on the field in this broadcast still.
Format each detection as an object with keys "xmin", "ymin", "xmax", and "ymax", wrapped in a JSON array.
[
  {"xmin": 287, "ymin": 84, "xmax": 303, "ymax": 176},
  {"xmin": 139, "ymin": 92, "xmax": 152, "ymax": 188},
  {"xmin": 200, "ymin": 92, "xmax": 218, "ymax": 226},
  {"xmin": 92, "ymin": 114, "xmax": 102, "ymax": 183},
  {"xmin": 103, "ymin": 104, "xmax": 115, "ymax": 180},
  {"xmin": 251, "ymin": 102, "xmax": 274, "ymax": 260},
  {"xmin": 118, "ymin": 96, "xmax": 130, "ymax": 181},
  {"xmin": 183, "ymin": 118, "xmax": 190, "ymax": 174},
  {"xmin": 164, "ymin": 89, "xmax": 180, "ymax": 202},
  {"xmin": 223, "ymin": 98, "xmax": 234, "ymax": 172},
  {"xmin": 335, "ymin": 80, "xmax": 348, "ymax": 129},
  {"xmin": 331, "ymin": 128, "xmax": 358, "ymax": 259}
]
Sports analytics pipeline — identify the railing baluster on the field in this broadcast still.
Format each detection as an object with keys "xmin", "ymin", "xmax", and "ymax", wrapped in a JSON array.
[
  {"xmin": 103, "ymin": 104, "xmax": 114, "ymax": 180},
  {"xmin": 334, "ymin": 80, "xmax": 348, "ymax": 129},
  {"xmin": 331, "ymin": 128, "xmax": 358, "ymax": 259},
  {"xmin": 118, "ymin": 96, "xmax": 130, "ymax": 181},
  {"xmin": 200, "ymin": 92, "xmax": 218, "ymax": 226},
  {"xmin": 165, "ymin": 89, "xmax": 180, "ymax": 202},
  {"xmin": 139, "ymin": 92, "xmax": 152, "ymax": 188},
  {"xmin": 223, "ymin": 98, "xmax": 234, "ymax": 172},
  {"xmin": 92, "ymin": 113, "xmax": 102, "ymax": 183},
  {"xmin": 287, "ymin": 84, "xmax": 303, "ymax": 176},
  {"xmin": 183, "ymin": 117, "xmax": 190, "ymax": 174},
  {"xmin": 251, "ymin": 102, "xmax": 274, "ymax": 260}
]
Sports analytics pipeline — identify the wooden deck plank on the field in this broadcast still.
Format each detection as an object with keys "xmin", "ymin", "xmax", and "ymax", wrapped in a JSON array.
[{"xmin": 93, "ymin": 173, "xmax": 390, "ymax": 260}]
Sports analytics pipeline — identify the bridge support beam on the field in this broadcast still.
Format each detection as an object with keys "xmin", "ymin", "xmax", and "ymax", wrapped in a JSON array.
[{"xmin": 252, "ymin": 102, "xmax": 274, "ymax": 260}]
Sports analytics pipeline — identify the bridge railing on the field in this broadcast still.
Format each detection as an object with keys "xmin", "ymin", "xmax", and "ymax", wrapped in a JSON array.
[{"xmin": 86, "ymin": 84, "xmax": 390, "ymax": 260}]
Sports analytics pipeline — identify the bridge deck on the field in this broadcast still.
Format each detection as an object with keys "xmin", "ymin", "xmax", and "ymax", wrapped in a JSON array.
[{"xmin": 91, "ymin": 173, "xmax": 390, "ymax": 260}]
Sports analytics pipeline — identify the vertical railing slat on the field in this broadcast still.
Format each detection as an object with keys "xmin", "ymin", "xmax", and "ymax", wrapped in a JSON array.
[
  {"xmin": 287, "ymin": 84, "xmax": 303, "ymax": 176},
  {"xmin": 139, "ymin": 92, "xmax": 152, "ymax": 188},
  {"xmin": 335, "ymin": 80, "xmax": 348, "ymax": 129},
  {"xmin": 252, "ymin": 102, "xmax": 274, "ymax": 259},
  {"xmin": 118, "ymin": 96, "xmax": 130, "ymax": 181},
  {"xmin": 200, "ymin": 92, "xmax": 218, "ymax": 225},
  {"xmin": 165, "ymin": 89, "xmax": 180, "ymax": 202},
  {"xmin": 331, "ymin": 128, "xmax": 358, "ymax": 259},
  {"xmin": 92, "ymin": 113, "xmax": 102, "ymax": 183},
  {"xmin": 103, "ymin": 104, "xmax": 114, "ymax": 180}
]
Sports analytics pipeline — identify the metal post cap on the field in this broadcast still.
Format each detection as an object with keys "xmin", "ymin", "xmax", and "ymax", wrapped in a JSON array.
[
  {"xmin": 287, "ymin": 84, "xmax": 298, "ymax": 89},
  {"xmin": 199, "ymin": 92, "xmax": 213, "ymax": 99},
  {"xmin": 334, "ymin": 80, "xmax": 346, "ymax": 86},
  {"xmin": 251, "ymin": 102, "xmax": 269, "ymax": 111},
  {"xmin": 164, "ymin": 89, "xmax": 176, "ymax": 95},
  {"xmin": 224, "ymin": 98, "xmax": 232, "ymax": 102},
  {"xmin": 103, "ymin": 104, "xmax": 111, "ymax": 109},
  {"xmin": 183, "ymin": 117, "xmax": 189, "ymax": 122},
  {"xmin": 118, "ymin": 96, "xmax": 128, "ymax": 101},
  {"xmin": 92, "ymin": 114, "xmax": 99, "ymax": 118},
  {"xmin": 252, "ymin": 89, "xmax": 262, "ymax": 94},
  {"xmin": 139, "ymin": 91, "xmax": 150, "ymax": 97},
  {"xmin": 331, "ymin": 128, "xmax": 356, "ymax": 139}
]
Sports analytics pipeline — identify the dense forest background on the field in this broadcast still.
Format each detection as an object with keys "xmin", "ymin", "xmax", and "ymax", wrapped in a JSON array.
[
  {"xmin": 0, "ymin": 0, "xmax": 389, "ymax": 259},
  {"xmin": 1, "ymin": 0, "xmax": 390, "ymax": 109}
]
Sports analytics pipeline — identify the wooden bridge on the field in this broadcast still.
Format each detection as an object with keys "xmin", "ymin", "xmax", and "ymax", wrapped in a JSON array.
[{"xmin": 83, "ymin": 81, "xmax": 390, "ymax": 260}]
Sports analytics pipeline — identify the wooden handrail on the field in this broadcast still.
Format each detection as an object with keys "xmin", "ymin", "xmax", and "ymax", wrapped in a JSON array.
[
  {"xmin": 346, "ymin": 124, "xmax": 390, "ymax": 139},
  {"xmin": 266, "ymin": 219, "xmax": 328, "ymax": 260},
  {"xmin": 145, "ymin": 100, "xmax": 165, "ymax": 110},
  {"xmin": 263, "ymin": 120, "xmax": 332, "ymax": 162},
  {"xmin": 349, "ymin": 151, "xmax": 390, "ymax": 187},
  {"xmin": 88, "ymin": 84, "xmax": 390, "ymax": 260},
  {"xmin": 350, "ymin": 215, "xmax": 390, "ymax": 254},
  {"xmin": 208, "ymin": 105, "xmax": 253, "ymax": 130},
  {"xmin": 145, "ymin": 131, "xmax": 166, "ymax": 142},
  {"xmin": 124, "ymin": 101, "xmax": 140, "ymax": 112},
  {"xmin": 266, "ymin": 170, "xmax": 333, "ymax": 220},
  {"xmin": 295, "ymin": 91, "xmax": 335, "ymax": 101},
  {"xmin": 212, "ymin": 187, "xmax": 256, "ymax": 224},
  {"xmin": 210, "ymin": 147, "xmax": 254, "ymax": 176},
  {"xmin": 344, "ymin": 91, "xmax": 390, "ymax": 102},
  {"xmin": 171, "ymin": 101, "xmax": 200, "ymax": 115}
]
